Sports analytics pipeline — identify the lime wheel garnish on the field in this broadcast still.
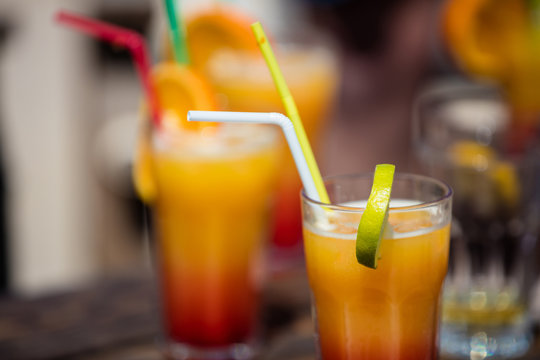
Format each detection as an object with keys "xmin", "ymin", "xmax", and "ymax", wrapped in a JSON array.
[{"xmin": 356, "ymin": 164, "xmax": 395, "ymax": 269}]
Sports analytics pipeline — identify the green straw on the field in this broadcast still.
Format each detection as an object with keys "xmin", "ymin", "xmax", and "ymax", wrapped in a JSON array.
[
  {"xmin": 164, "ymin": 0, "xmax": 189, "ymax": 64},
  {"xmin": 251, "ymin": 21, "xmax": 330, "ymax": 203}
]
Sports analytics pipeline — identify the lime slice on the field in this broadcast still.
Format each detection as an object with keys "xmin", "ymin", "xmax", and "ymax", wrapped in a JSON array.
[{"xmin": 356, "ymin": 164, "xmax": 395, "ymax": 269}]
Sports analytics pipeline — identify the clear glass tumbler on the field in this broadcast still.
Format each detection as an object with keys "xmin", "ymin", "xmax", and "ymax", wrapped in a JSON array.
[
  {"xmin": 302, "ymin": 173, "xmax": 453, "ymax": 360},
  {"xmin": 414, "ymin": 81, "xmax": 540, "ymax": 358}
]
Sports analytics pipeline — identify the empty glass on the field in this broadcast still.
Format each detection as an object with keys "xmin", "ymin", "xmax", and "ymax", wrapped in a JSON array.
[{"xmin": 414, "ymin": 81, "xmax": 540, "ymax": 358}]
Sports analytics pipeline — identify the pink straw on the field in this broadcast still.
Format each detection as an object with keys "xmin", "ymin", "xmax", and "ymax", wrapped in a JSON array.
[{"xmin": 55, "ymin": 10, "xmax": 161, "ymax": 127}]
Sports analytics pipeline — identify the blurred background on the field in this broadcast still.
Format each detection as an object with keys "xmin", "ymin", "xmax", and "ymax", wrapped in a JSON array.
[
  {"xmin": 0, "ymin": 0, "xmax": 451, "ymax": 296},
  {"xmin": 6, "ymin": 0, "xmax": 540, "ymax": 359}
]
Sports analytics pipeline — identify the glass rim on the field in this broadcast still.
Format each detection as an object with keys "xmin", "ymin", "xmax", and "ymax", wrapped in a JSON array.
[{"xmin": 301, "ymin": 172, "xmax": 453, "ymax": 212}]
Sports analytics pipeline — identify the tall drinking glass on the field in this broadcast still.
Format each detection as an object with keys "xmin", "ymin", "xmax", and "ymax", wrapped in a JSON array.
[
  {"xmin": 135, "ymin": 122, "xmax": 280, "ymax": 359},
  {"xmin": 414, "ymin": 82, "xmax": 540, "ymax": 358},
  {"xmin": 301, "ymin": 173, "xmax": 453, "ymax": 359},
  {"xmin": 206, "ymin": 46, "xmax": 339, "ymax": 254}
]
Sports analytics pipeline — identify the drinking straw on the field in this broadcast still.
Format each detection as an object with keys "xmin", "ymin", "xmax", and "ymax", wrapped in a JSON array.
[
  {"xmin": 163, "ymin": 0, "xmax": 189, "ymax": 64},
  {"xmin": 55, "ymin": 11, "xmax": 161, "ymax": 127},
  {"xmin": 188, "ymin": 111, "xmax": 320, "ymax": 201},
  {"xmin": 250, "ymin": 22, "xmax": 329, "ymax": 203}
]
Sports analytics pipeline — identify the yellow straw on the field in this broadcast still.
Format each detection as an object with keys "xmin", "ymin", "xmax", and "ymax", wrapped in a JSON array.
[{"xmin": 251, "ymin": 22, "xmax": 329, "ymax": 203}]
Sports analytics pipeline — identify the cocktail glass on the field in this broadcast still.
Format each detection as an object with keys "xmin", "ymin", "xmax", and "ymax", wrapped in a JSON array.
[
  {"xmin": 135, "ymin": 120, "xmax": 280, "ymax": 359},
  {"xmin": 206, "ymin": 45, "xmax": 339, "ymax": 253},
  {"xmin": 414, "ymin": 81, "xmax": 540, "ymax": 358},
  {"xmin": 301, "ymin": 173, "xmax": 452, "ymax": 360}
]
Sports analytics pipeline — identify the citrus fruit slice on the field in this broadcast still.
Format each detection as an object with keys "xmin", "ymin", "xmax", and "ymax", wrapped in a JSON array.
[
  {"xmin": 443, "ymin": 0, "xmax": 530, "ymax": 81},
  {"xmin": 185, "ymin": 6, "xmax": 260, "ymax": 73},
  {"xmin": 356, "ymin": 164, "xmax": 395, "ymax": 269},
  {"xmin": 442, "ymin": 0, "xmax": 501, "ymax": 79},
  {"xmin": 151, "ymin": 62, "xmax": 217, "ymax": 131}
]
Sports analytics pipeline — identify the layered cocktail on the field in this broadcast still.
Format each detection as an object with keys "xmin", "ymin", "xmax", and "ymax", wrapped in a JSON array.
[
  {"xmin": 56, "ymin": 9, "xmax": 282, "ymax": 359},
  {"xmin": 302, "ymin": 173, "xmax": 452, "ymax": 359},
  {"xmin": 137, "ymin": 122, "xmax": 279, "ymax": 356},
  {"xmin": 132, "ymin": 61, "xmax": 280, "ymax": 357}
]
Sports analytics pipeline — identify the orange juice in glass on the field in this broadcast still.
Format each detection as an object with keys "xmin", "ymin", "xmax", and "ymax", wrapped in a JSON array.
[
  {"xmin": 207, "ymin": 47, "xmax": 338, "ymax": 252},
  {"xmin": 134, "ymin": 64, "xmax": 280, "ymax": 358},
  {"xmin": 302, "ymin": 173, "xmax": 452, "ymax": 359}
]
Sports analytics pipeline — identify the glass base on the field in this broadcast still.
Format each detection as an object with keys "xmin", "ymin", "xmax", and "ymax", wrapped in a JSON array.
[
  {"xmin": 440, "ymin": 323, "xmax": 531, "ymax": 359},
  {"xmin": 164, "ymin": 341, "xmax": 256, "ymax": 360}
]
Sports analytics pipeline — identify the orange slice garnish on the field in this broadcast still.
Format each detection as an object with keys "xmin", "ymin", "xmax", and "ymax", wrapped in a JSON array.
[
  {"xmin": 442, "ymin": 0, "xmax": 530, "ymax": 80},
  {"xmin": 152, "ymin": 62, "xmax": 217, "ymax": 131},
  {"xmin": 133, "ymin": 63, "xmax": 217, "ymax": 203},
  {"xmin": 185, "ymin": 5, "xmax": 260, "ymax": 73},
  {"xmin": 442, "ymin": 0, "xmax": 500, "ymax": 78}
]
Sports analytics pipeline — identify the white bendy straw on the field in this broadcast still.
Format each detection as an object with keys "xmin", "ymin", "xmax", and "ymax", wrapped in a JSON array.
[{"xmin": 187, "ymin": 111, "xmax": 320, "ymax": 202}]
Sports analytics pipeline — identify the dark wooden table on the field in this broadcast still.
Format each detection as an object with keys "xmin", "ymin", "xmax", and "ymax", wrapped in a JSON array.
[
  {"xmin": 0, "ymin": 269, "xmax": 539, "ymax": 360},
  {"xmin": 0, "ymin": 269, "xmax": 316, "ymax": 360}
]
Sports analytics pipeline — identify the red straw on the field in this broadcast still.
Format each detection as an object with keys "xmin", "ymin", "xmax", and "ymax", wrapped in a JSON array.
[{"xmin": 55, "ymin": 10, "xmax": 161, "ymax": 127}]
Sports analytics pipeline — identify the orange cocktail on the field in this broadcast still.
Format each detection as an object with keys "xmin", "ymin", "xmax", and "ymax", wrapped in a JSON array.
[
  {"xmin": 302, "ymin": 174, "xmax": 452, "ymax": 359},
  {"xmin": 207, "ymin": 48, "xmax": 338, "ymax": 250},
  {"xmin": 151, "ymin": 125, "xmax": 278, "ymax": 348},
  {"xmin": 134, "ymin": 63, "xmax": 280, "ymax": 357}
]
